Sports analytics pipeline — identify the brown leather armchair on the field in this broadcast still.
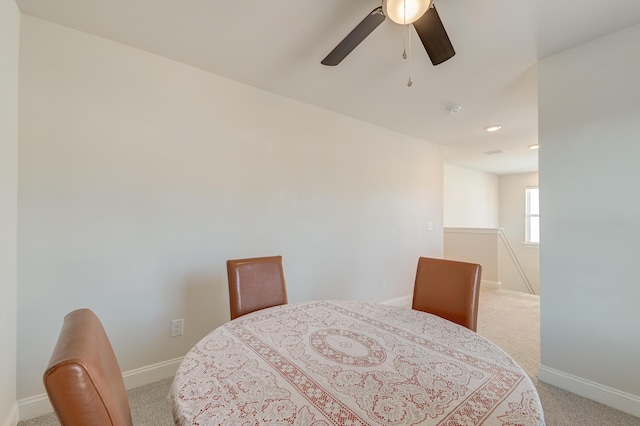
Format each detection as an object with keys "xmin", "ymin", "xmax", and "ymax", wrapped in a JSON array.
[
  {"xmin": 227, "ymin": 255, "xmax": 288, "ymax": 320},
  {"xmin": 43, "ymin": 309, "xmax": 133, "ymax": 426},
  {"xmin": 412, "ymin": 257, "xmax": 482, "ymax": 331}
]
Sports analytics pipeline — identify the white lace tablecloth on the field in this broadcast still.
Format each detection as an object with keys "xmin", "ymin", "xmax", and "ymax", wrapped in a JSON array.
[{"xmin": 171, "ymin": 300, "xmax": 545, "ymax": 425}]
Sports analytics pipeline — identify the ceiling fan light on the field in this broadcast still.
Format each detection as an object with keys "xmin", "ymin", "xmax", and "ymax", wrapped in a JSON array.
[{"xmin": 383, "ymin": 0, "xmax": 432, "ymax": 25}]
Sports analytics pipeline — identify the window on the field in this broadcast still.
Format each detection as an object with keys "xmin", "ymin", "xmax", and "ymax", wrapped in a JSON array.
[{"xmin": 525, "ymin": 187, "xmax": 539, "ymax": 245}]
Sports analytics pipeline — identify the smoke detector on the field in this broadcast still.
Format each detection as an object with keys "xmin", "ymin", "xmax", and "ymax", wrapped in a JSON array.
[{"xmin": 447, "ymin": 105, "xmax": 462, "ymax": 114}]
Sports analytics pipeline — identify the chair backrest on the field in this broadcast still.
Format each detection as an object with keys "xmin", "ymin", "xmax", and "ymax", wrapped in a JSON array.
[
  {"xmin": 412, "ymin": 257, "xmax": 482, "ymax": 331},
  {"xmin": 43, "ymin": 309, "xmax": 133, "ymax": 426},
  {"xmin": 227, "ymin": 255, "xmax": 288, "ymax": 320}
]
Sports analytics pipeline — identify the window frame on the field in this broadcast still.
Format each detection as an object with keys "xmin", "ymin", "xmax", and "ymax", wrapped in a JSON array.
[{"xmin": 525, "ymin": 186, "xmax": 540, "ymax": 246}]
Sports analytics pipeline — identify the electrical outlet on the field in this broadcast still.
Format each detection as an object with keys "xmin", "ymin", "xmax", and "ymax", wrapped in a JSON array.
[
  {"xmin": 380, "ymin": 279, "xmax": 387, "ymax": 289},
  {"xmin": 171, "ymin": 319, "xmax": 184, "ymax": 337}
]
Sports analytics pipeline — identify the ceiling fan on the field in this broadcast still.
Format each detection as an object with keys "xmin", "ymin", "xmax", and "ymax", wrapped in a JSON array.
[{"xmin": 321, "ymin": 0, "xmax": 455, "ymax": 66}]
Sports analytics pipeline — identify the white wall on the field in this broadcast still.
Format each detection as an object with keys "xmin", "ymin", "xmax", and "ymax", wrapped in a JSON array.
[
  {"xmin": 498, "ymin": 172, "xmax": 539, "ymax": 294},
  {"xmin": 17, "ymin": 15, "xmax": 444, "ymax": 400},
  {"xmin": 0, "ymin": 0, "xmax": 20, "ymax": 424},
  {"xmin": 443, "ymin": 167, "xmax": 540, "ymax": 295},
  {"xmin": 443, "ymin": 164, "xmax": 499, "ymax": 228},
  {"xmin": 443, "ymin": 164, "xmax": 500, "ymax": 285},
  {"xmin": 538, "ymin": 23, "xmax": 640, "ymax": 415}
]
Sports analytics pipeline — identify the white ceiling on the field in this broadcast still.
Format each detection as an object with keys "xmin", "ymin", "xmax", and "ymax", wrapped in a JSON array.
[{"xmin": 15, "ymin": 0, "xmax": 640, "ymax": 175}]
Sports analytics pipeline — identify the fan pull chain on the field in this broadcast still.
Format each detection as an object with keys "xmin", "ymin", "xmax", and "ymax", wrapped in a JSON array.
[
  {"xmin": 400, "ymin": 0, "xmax": 412, "ymax": 87},
  {"xmin": 402, "ymin": 0, "xmax": 408, "ymax": 59},
  {"xmin": 407, "ymin": 23, "xmax": 413, "ymax": 87},
  {"xmin": 402, "ymin": 18, "xmax": 413, "ymax": 87}
]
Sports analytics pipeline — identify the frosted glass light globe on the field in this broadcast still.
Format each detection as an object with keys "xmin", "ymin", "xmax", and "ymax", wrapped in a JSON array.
[{"xmin": 382, "ymin": 0, "xmax": 432, "ymax": 25}]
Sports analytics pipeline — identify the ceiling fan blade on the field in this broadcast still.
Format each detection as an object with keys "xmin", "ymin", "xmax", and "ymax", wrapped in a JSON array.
[
  {"xmin": 321, "ymin": 7, "xmax": 385, "ymax": 66},
  {"xmin": 413, "ymin": 5, "xmax": 455, "ymax": 65}
]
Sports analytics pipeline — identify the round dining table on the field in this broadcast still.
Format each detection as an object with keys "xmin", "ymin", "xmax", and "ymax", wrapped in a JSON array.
[{"xmin": 171, "ymin": 300, "xmax": 545, "ymax": 425}]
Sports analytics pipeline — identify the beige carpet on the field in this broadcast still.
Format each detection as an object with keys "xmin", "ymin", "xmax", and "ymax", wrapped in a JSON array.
[
  {"xmin": 17, "ymin": 378, "xmax": 174, "ymax": 426},
  {"xmin": 477, "ymin": 288, "xmax": 640, "ymax": 426},
  {"xmin": 477, "ymin": 287, "xmax": 541, "ymax": 378},
  {"xmin": 19, "ymin": 289, "xmax": 640, "ymax": 425}
]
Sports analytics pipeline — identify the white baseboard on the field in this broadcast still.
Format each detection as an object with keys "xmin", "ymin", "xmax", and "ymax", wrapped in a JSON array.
[
  {"xmin": 1, "ymin": 402, "xmax": 18, "ymax": 426},
  {"xmin": 481, "ymin": 280, "xmax": 502, "ymax": 289},
  {"xmin": 381, "ymin": 294, "xmax": 413, "ymax": 307},
  {"xmin": 122, "ymin": 356, "xmax": 182, "ymax": 389},
  {"xmin": 14, "ymin": 394, "xmax": 49, "ymax": 424},
  {"xmin": 538, "ymin": 364, "xmax": 640, "ymax": 418},
  {"xmin": 18, "ymin": 357, "xmax": 183, "ymax": 421}
]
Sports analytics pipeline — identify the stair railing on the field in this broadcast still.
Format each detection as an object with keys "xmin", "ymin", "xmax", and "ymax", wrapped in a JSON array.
[{"xmin": 497, "ymin": 228, "xmax": 535, "ymax": 295}]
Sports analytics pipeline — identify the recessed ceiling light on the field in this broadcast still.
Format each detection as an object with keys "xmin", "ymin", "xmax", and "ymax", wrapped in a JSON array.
[
  {"xmin": 528, "ymin": 144, "xmax": 540, "ymax": 150},
  {"xmin": 484, "ymin": 125, "xmax": 502, "ymax": 132}
]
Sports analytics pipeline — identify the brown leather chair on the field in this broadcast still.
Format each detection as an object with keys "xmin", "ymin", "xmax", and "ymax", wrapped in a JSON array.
[
  {"xmin": 412, "ymin": 257, "xmax": 482, "ymax": 331},
  {"xmin": 43, "ymin": 309, "xmax": 133, "ymax": 426},
  {"xmin": 227, "ymin": 255, "xmax": 288, "ymax": 320}
]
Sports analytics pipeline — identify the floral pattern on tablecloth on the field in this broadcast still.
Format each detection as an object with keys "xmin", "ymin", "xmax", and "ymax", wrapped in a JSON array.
[{"xmin": 172, "ymin": 300, "xmax": 545, "ymax": 425}]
